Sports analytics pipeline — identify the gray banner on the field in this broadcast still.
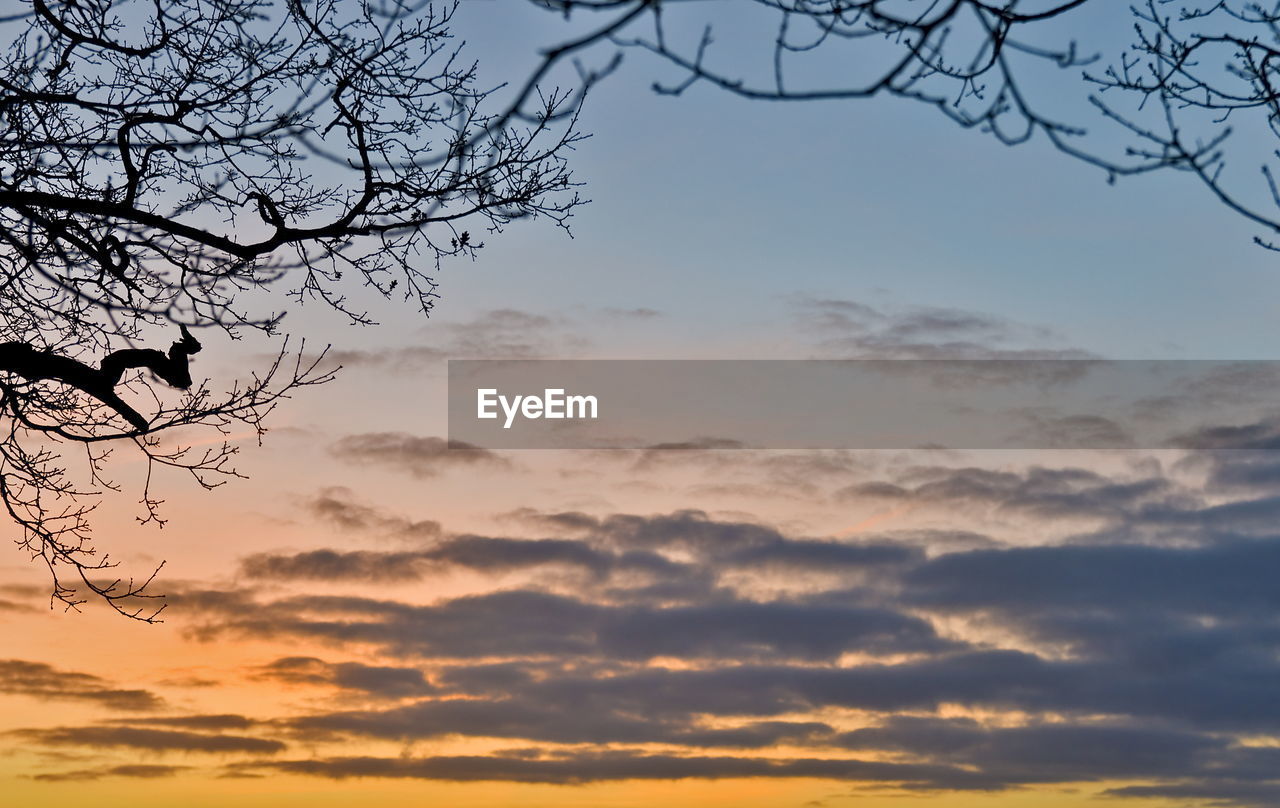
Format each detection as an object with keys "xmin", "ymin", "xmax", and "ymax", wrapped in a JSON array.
[{"xmin": 447, "ymin": 360, "xmax": 1280, "ymax": 450}]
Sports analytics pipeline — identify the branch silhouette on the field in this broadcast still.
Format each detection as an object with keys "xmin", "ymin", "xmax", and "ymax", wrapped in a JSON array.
[
  {"xmin": 0, "ymin": 326, "xmax": 201, "ymax": 432},
  {"xmin": 14, "ymin": 0, "xmax": 1277, "ymax": 622},
  {"xmin": 526, "ymin": 1, "xmax": 1280, "ymax": 243},
  {"xmin": 0, "ymin": 0, "xmax": 584, "ymax": 619}
]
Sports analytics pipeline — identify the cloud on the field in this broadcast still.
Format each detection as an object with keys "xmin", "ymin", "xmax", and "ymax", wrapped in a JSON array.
[
  {"xmin": 105, "ymin": 715, "xmax": 258, "ymax": 732},
  {"xmin": 255, "ymin": 657, "xmax": 434, "ymax": 698},
  {"xmin": 837, "ymin": 464, "xmax": 1179, "ymax": 521},
  {"xmin": 303, "ymin": 488, "xmax": 441, "ymax": 540},
  {"xmin": 31, "ymin": 764, "xmax": 190, "ymax": 782},
  {"xmin": 330, "ymin": 433, "xmax": 510, "ymax": 478},
  {"xmin": 797, "ymin": 297, "xmax": 1091, "ymax": 360},
  {"xmin": 902, "ymin": 538, "xmax": 1280, "ymax": 619},
  {"xmin": 188, "ymin": 588, "xmax": 951, "ymax": 662},
  {"xmin": 0, "ymin": 660, "xmax": 162, "ymax": 711},
  {"xmin": 16, "ymin": 726, "xmax": 285, "ymax": 754},
  {"xmin": 838, "ymin": 716, "xmax": 1225, "ymax": 781},
  {"xmin": 28, "ymin": 450, "xmax": 1280, "ymax": 805},
  {"xmin": 240, "ymin": 509, "xmax": 917, "ymax": 591},
  {"xmin": 232, "ymin": 751, "xmax": 1010, "ymax": 789},
  {"xmin": 240, "ymin": 550, "xmax": 436, "ymax": 583},
  {"xmin": 638, "ymin": 438, "xmax": 748, "ymax": 452},
  {"xmin": 1103, "ymin": 781, "xmax": 1280, "ymax": 808},
  {"xmin": 600, "ymin": 307, "xmax": 661, "ymax": 319},
  {"xmin": 503, "ymin": 508, "xmax": 601, "ymax": 534},
  {"xmin": 1174, "ymin": 419, "xmax": 1280, "ymax": 450},
  {"xmin": 172, "ymin": 486, "xmax": 1280, "ymax": 783},
  {"xmin": 240, "ymin": 536, "xmax": 616, "ymax": 583},
  {"xmin": 570, "ymin": 448, "xmax": 882, "ymax": 501},
  {"xmin": 326, "ymin": 309, "xmax": 583, "ymax": 369}
]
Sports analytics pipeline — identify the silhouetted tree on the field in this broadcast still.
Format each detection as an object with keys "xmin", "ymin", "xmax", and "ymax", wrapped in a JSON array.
[
  {"xmin": 0, "ymin": 0, "xmax": 584, "ymax": 619},
  {"xmin": 529, "ymin": 1, "xmax": 1280, "ymax": 245},
  {"xmin": 12, "ymin": 0, "xmax": 1280, "ymax": 621}
]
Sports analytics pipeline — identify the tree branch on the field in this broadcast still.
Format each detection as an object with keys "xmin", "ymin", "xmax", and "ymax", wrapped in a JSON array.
[{"xmin": 0, "ymin": 327, "xmax": 202, "ymax": 433}]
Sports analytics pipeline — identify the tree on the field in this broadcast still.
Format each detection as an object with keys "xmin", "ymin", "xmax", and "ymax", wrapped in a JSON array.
[
  {"xmin": 0, "ymin": 0, "xmax": 584, "ymax": 620},
  {"xmin": 9, "ymin": 0, "xmax": 1280, "ymax": 622},
  {"xmin": 527, "ymin": 0, "xmax": 1280, "ymax": 247}
]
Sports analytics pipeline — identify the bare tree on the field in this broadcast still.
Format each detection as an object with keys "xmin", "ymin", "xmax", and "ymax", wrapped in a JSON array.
[
  {"xmin": 13, "ymin": 0, "xmax": 1280, "ymax": 621},
  {"xmin": 526, "ymin": 1, "xmax": 1280, "ymax": 245},
  {"xmin": 0, "ymin": 0, "xmax": 584, "ymax": 619},
  {"xmin": 1084, "ymin": 1, "xmax": 1280, "ymax": 250},
  {"xmin": 522, "ymin": 2, "xmax": 1109, "ymax": 163}
]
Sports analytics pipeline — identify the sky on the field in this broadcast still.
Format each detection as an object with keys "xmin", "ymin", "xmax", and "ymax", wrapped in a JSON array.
[{"xmin": 7, "ymin": 2, "xmax": 1280, "ymax": 807}]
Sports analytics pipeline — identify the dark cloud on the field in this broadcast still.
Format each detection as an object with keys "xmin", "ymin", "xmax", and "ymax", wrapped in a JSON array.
[
  {"xmin": 838, "ymin": 464, "xmax": 1180, "ymax": 521},
  {"xmin": 256, "ymin": 657, "xmax": 434, "ymax": 698},
  {"xmin": 1008, "ymin": 412, "xmax": 1136, "ymax": 450},
  {"xmin": 31, "ymin": 764, "xmax": 190, "ymax": 782},
  {"xmin": 580, "ymin": 511, "xmax": 922, "ymax": 582},
  {"xmin": 797, "ymin": 297, "xmax": 1090, "ymax": 360},
  {"xmin": 105, "ymin": 715, "xmax": 258, "ymax": 731},
  {"xmin": 304, "ymin": 487, "xmax": 441, "ymax": 540},
  {"xmin": 324, "ymin": 345, "xmax": 448, "ymax": 370},
  {"xmin": 241, "ymin": 549, "xmax": 434, "ymax": 583},
  {"xmin": 190, "ymin": 588, "xmax": 950, "ymax": 662},
  {"xmin": 241, "ymin": 509, "xmax": 915, "ymax": 589},
  {"xmin": 600, "ymin": 307, "xmax": 661, "ymax": 319},
  {"xmin": 0, "ymin": 660, "xmax": 162, "ymax": 711},
  {"xmin": 482, "ymin": 651, "xmax": 1067, "ymax": 720},
  {"xmin": 613, "ymin": 447, "xmax": 874, "ymax": 496},
  {"xmin": 427, "ymin": 309, "xmax": 566, "ymax": 358},
  {"xmin": 1202, "ymin": 451, "xmax": 1280, "ymax": 493},
  {"xmin": 432, "ymin": 662, "xmax": 543, "ymax": 694},
  {"xmin": 1103, "ymin": 781, "xmax": 1280, "ymax": 808},
  {"xmin": 425, "ymin": 536, "xmax": 611, "ymax": 575},
  {"xmin": 589, "ymin": 510, "xmax": 816, "ymax": 554},
  {"xmin": 723, "ymin": 538, "xmax": 919, "ymax": 570},
  {"xmin": 234, "ymin": 750, "xmax": 1010, "ymax": 789},
  {"xmin": 401, "ymin": 649, "xmax": 1280, "ymax": 740},
  {"xmin": 1139, "ymin": 365, "xmax": 1280, "ymax": 433},
  {"xmin": 503, "ymin": 508, "xmax": 600, "ymax": 534},
  {"xmin": 330, "ymin": 433, "xmax": 510, "ymax": 478},
  {"xmin": 16, "ymin": 726, "xmax": 285, "ymax": 754},
  {"xmin": 326, "ymin": 309, "xmax": 579, "ymax": 368},
  {"xmin": 33, "ymin": 462, "xmax": 1280, "ymax": 805},
  {"xmin": 903, "ymin": 538, "xmax": 1280, "ymax": 618},
  {"xmin": 282, "ymin": 682, "xmax": 840, "ymax": 750},
  {"xmin": 838, "ymin": 716, "xmax": 1225, "ymax": 781},
  {"xmin": 676, "ymin": 720, "xmax": 834, "ymax": 749},
  {"xmin": 1175, "ymin": 420, "xmax": 1280, "ymax": 450},
  {"xmin": 178, "ymin": 497, "xmax": 1280, "ymax": 780},
  {"xmin": 639, "ymin": 438, "xmax": 748, "ymax": 452},
  {"xmin": 240, "ymin": 536, "xmax": 616, "ymax": 583},
  {"xmin": 284, "ymin": 696, "xmax": 682, "ymax": 746}
]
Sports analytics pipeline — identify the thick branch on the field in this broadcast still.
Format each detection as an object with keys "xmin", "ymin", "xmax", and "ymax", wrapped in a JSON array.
[{"xmin": 0, "ymin": 327, "xmax": 201, "ymax": 433}]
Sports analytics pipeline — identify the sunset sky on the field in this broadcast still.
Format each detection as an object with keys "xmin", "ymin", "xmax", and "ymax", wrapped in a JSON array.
[{"xmin": 6, "ymin": 3, "xmax": 1280, "ymax": 807}]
